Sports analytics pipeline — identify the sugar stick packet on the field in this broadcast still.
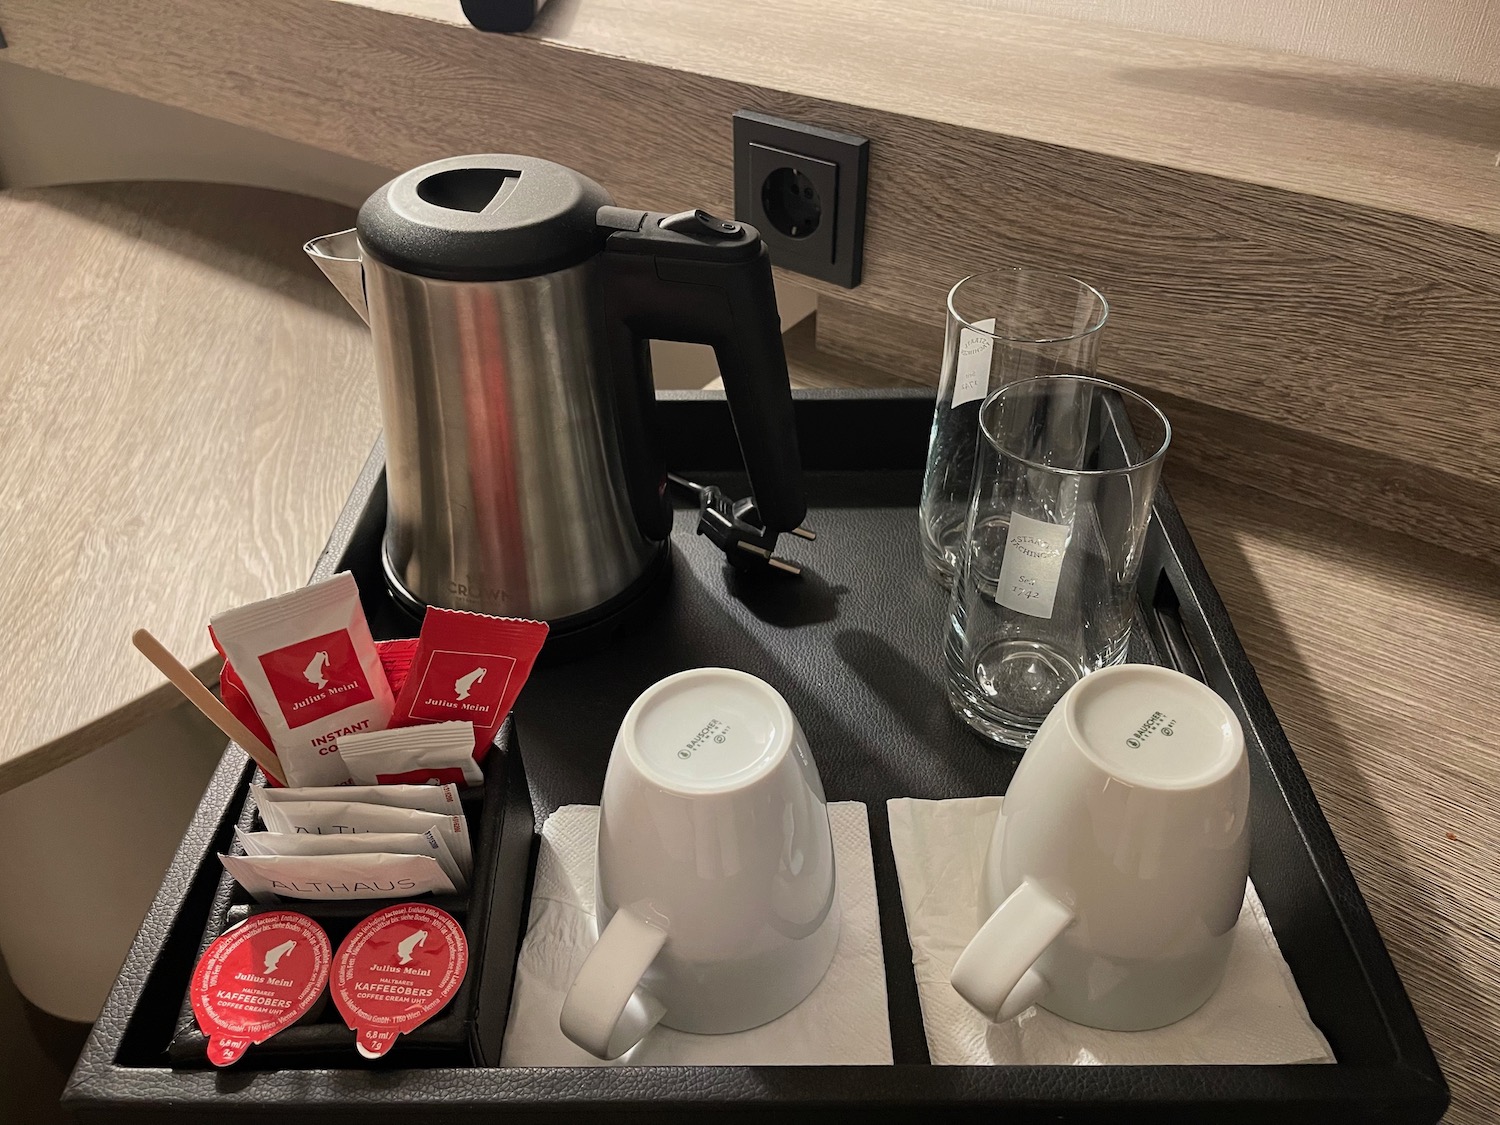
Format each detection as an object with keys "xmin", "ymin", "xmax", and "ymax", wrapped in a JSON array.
[
  {"xmin": 211, "ymin": 573, "xmax": 393, "ymax": 787},
  {"xmin": 338, "ymin": 722, "xmax": 482, "ymax": 788},
  {"xmin": 389, "ymin": 609, "xmax": 548, "ymax": 760}
]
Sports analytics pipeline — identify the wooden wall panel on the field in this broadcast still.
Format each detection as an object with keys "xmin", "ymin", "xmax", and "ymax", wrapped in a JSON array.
[
  {"xmin": 811, "ymin": 297, "xmax": 1500, "ymax": 564},
  {"xmin": 7, "ymin": 0, "xmax": 1493, "ymax": 497},
  {"xmin": 2, "ymin": 0, "xmax": 1497, "ymax": 542}
]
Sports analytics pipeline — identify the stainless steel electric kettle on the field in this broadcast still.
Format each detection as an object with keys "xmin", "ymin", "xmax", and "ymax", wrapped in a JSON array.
[{"xmin": 307, "ymin": 154, "xmax": 805, "ymax": 635}]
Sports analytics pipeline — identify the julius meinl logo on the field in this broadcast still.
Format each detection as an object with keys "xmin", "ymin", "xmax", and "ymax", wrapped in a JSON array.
[
  {"xmin": 453, "ymin": 667, "xmax": 486, "ymax": 701},
  {"xmin": 677, "ymin": 718, "xmax": 730, "ymax": 760},
  {"xmin": 417, "ymin": 664, "xmax": 493, "ymax": 715},
  {"xmin": 1125, "ymin": 711, "xmax": 1178, "ymax": 749},
  {"xmin": 289, "ymin": 679, "xmax": 363, "ymax": 711}
]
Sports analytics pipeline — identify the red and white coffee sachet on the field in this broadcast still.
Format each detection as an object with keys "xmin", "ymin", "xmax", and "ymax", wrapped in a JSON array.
[
  {"xmin": 331, "ymin": 903, "xmax": 469, "ymax": 1059},
  {"xmin": 388, "ymin": 609, "xmax": 548, "ymax": 761},
  {"xmin": 211, "ymin": 573, "xmax": 394, "ymax": 787},
  {"xmin": 190, "ymin": 910, "xmax": 331, "ymax": 1066}
]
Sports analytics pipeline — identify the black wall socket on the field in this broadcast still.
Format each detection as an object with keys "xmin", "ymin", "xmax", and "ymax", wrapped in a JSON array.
[{"xmin": 733, "ymin": 111, "xmax": 869, "ymax": 289}]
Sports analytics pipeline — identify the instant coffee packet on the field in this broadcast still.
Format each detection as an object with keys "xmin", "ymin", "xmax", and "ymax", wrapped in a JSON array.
[
  {"xmin": 211, "ymin": 573, "xmax": 394, "ymax": 787},
  {"xmin": 390, "ymin": 610, "xmax": 548, "ymax": 760}
]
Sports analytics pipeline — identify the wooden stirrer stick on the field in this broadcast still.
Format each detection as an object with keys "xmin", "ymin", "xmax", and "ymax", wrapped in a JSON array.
[{"xmin": 131, "ymin": 628, "xmax": 288, "ymax": 787}]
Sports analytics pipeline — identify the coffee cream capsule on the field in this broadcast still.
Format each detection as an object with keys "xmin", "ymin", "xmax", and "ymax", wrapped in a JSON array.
[
  {"xmin": 190, "ymin": 910, "xmax": 331, "ymax": 1065},
  {"xmin": 331, "ymin": 903, "xmax": 469, "ymax": 1059}
]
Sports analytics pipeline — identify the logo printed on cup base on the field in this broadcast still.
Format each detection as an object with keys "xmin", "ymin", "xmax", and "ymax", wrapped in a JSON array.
[
  {"xmin": 677, "ymin": 717, "xmax": 732, "ymax": 759},
  {"xmin": 190, "ymin": 911, "xmax": 332, "ymax": 1066},
  {"xmin": 332, "ymin": 903, "xmax": 468, "ymax": 1059},
  {"xmin": 1125, "ymin": 709, "xmax": 1179, "ymax": 749}
]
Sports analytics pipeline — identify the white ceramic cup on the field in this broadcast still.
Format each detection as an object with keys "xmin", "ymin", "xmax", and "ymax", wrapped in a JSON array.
[
  {"xmin": 950, "ymin": 663, "xmax": 1250, "ymax": 1031},
  {"xmin": 559, "ymin": 668, "xmax": 841, "ymax": 1059}
]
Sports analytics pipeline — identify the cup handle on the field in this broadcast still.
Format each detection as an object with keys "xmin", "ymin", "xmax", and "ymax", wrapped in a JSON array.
[
  {"xmin": 950, "ymin": 877, "xmax": 1074, "ymax": 1022},
  {"xmin": 560, "ymin": 907, "xmax": 669, "ymax": 1059}
]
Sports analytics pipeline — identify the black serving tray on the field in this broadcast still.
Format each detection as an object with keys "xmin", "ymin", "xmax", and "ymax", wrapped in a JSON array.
[{"xmin": 65, "ymin": 390, "xmax": 1448, "ymax": 1123}]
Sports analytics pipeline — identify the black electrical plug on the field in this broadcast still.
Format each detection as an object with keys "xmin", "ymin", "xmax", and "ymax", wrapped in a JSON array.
[{"xmin": 668, "ymin": 474, "xmax": 815, "ymax": 575}]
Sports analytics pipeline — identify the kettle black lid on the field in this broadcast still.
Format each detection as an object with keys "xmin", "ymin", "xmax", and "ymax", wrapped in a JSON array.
[{"xmin": 357, "ymin": 155, "xmax": 614, "ymax": 282}]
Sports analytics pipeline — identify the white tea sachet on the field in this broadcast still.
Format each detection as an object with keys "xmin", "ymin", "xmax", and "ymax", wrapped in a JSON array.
[
  {"xmin": 220, "ymin": 852, "xmax": 455, "ymax": 903},
  {"xmin": 253, "ymin": 782, "xmax": 463, "ymax": 818},
  {"xmin": 237, "ymin": 828, "xmax": 467, "ymax": 894},
  {"xmin": 256, "ymin": 799, "xmax": 472, "ymax": 879}
]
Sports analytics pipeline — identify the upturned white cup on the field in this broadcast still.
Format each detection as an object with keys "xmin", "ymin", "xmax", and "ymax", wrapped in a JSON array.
[
  {"xmin": 951, "ymin": 664, "xmax": 1250, "ymax": 1031},
  {"xmin": 560, "ymin": 668, "xmax": 840, "ymax": 1059}
]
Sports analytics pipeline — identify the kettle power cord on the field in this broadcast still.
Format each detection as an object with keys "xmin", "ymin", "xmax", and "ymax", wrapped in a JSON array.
[{"xmin": 667, "ymin": 473, "xmax": 815, "ymax": 576}]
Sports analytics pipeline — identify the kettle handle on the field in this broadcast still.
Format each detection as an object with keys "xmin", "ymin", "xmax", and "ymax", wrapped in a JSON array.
[{"xmin": 597, "ymin": 208, "xmax": 807, "ymax": 543}]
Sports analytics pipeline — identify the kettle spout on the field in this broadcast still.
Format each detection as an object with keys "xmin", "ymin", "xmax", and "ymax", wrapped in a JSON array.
[{"xmin": 304, "ymin": 228, "xmax": 369, "ymax": 324}]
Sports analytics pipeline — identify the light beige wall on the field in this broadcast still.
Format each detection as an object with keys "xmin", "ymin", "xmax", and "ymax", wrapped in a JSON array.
[
  {"xmin": 977, "ymin": 0, "xmax": 1500, "ymax": 86},
  {"xmin": 0, "ymin": 61, "xmax": 818, "ymax": 388},
  {"xmin": 0, "ymin": 61, "xmax": 393, "ymax": 202}
]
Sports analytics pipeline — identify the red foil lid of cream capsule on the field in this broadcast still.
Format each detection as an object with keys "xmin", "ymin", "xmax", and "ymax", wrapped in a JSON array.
[
  {"xmin": 190, "ymin": 910, "xmax": 332, "ymax": 1066},
  {"xmin": 331, "ymin": 903, "xmax": 468, "ymax": 1059}
]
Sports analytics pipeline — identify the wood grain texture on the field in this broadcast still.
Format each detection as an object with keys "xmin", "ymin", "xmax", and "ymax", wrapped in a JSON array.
[
  {"xmin": 1171, "ymin": 468, "xmax": 1500, "ymax": 1125},
  {"xmin": 365, "ymin": 0, "xmax": 1500, "ymax": 231},
  {"xmin": 816, "ymin": 297, "xmax": 943, "ymax": 388},
  {"xmin": 2, "ymin": 0, "xmax": 1500, "ymax": 501},
  {"xmin": 813, "ymin": 297, "xmax": 1500, "ymax": 563},
  {"xmin": 0, "ymin": 183, "xmax": 378, "ymax": 794},
  {"xmin": 1147, "ymin": 388, "xmax": 1500, "ymax": 567}
]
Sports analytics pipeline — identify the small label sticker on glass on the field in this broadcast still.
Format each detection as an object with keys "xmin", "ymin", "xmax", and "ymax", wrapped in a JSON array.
[
  {"xmin": 951, "ymin": 317, "xmax": 997, "ymax": 407},
  {"xmin": 996, "ymin": 511, "xmax": 1070, "ymax": 618}
]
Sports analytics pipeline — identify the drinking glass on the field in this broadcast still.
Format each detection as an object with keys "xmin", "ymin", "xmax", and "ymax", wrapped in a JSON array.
[
  {"xmin": 945, "ymin": 375, "xmax": 1170, "ymax": 746},
  {"xmin": 920, "ymin": 269, "xmax": 1108, "ymax": 585}
]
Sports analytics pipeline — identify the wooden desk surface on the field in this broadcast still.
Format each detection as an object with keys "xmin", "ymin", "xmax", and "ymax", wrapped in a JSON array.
[
  {"xmin": 1169, "ymin": 468, "xmax": 1498, "ymax": 1125},
  {"xmin": 0, "ymin": 182, "xmax": 379, "ymax": 794}
]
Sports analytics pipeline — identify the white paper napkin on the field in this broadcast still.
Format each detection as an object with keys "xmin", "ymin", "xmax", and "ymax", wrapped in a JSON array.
[
  {"xmin": 887, "ymin": 796, "xmax": 1334, "ymax": 1066},
  {"xmin": 501, "ymin": 802, "xmax": 892, "ymax": 1065}
]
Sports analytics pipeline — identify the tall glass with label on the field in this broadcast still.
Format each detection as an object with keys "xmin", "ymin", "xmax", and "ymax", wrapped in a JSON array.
[
  {"xmin": 945, "ymin": 375, "xmax": 1170, "ymax": 746},
  {"xmin": 921, "ymin": 269, "xmax": 1108, "ymax": 585}
]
